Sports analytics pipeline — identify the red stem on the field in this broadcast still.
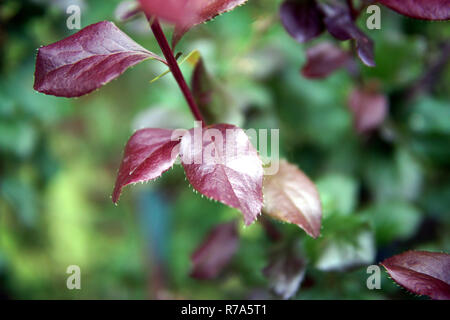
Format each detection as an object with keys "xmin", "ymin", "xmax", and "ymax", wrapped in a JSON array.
[{"xmin": 148, "ymin": 17, "xmax": 205, "ymax": 124}]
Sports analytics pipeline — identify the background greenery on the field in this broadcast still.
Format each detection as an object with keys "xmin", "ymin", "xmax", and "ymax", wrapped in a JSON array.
[{"xmin": 0, "ymin": 0, "xmax": 448, "ymax": 299}]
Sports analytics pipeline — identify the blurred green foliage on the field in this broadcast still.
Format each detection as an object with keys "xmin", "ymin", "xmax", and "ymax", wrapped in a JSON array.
[{"xmin": 0, "ymin": 0, "xmax": 449, "ymax": 299}]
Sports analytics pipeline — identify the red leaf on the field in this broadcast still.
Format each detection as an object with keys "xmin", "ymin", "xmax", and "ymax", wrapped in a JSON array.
[
  {"xmin": 348, "ymin": 85, "xmax": 388, "ymax": 133},
  {"xmin": 280, "ymin": 0, "xmax": 325, "ymax": 43},
  {"xmin": 190, "ymin": 221, "xmax": 239, "ymax": 279},
  {"xmin": 301, "ymin": 42, "xmax": 350, "ymax": 79},
  {"xmin": 34, "ymin": 21, "xmax": 165, "ymax": 98},
  {"xmin": 263, "ymin": 160, "xmax": 322, "ymax": 238},
  {"xmin": 180, "ymin": 124, "xmax": 263, "ymax": 226},
  {"xmin": 379, "ymin": 0, "xmax": 450, "ymax": 21},
  {"xmin": 381, "ymin": 251, "xmax": 450, "ymax": 300},
  {"xmin": 112, "ymin": 128, "xmax": 182, "ymax": 203},
  {"xmin": 139, "ymin": 0, "xmax": 248, "ymax": 47},
  {"xmin": 320, "ymin": 3, "xmax": 375, "ymax": 67}
]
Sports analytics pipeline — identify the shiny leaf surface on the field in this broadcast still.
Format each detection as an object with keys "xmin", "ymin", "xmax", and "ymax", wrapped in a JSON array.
[
  {"xmin": 379, "ymin": 0, "xmax": 450, "ymax": 20},
  {"xmin": 381, "ymin": 251, "xmax": 450, "ymax": 300},
  {"xmin": 263, "ymin": 160, "xmax": 322, "ymax": 238},
  {"xmin": 112, "ymin": 128, "xmax": 182, "ymax": 203},
  {"xmin": 180, "ymin": 124, "xmax": 263, "ymax": 226},
  {"xmin": 34, "ymin": 21, "xmax": 165, "ymax": 97}
]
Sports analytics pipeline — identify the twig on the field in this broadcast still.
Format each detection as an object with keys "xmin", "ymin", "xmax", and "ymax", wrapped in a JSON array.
[{"xmin": 147, "ymin": 16, "xmax": 205, "ymax": 124}]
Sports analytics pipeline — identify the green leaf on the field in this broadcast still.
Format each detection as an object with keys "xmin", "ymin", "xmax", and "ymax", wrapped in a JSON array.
[
  {"xmin": 360, "ymin": 201, "xmax": 421, "ymax": 245},
  {"xmin": 316, "ymin": 173, "xmax": 358, "ymax": 216}
]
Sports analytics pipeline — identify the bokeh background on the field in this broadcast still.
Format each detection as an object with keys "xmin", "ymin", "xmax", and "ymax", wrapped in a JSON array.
[{"xmin": 0, "ymin": 0, "xmax": 449, "ymax": 299}]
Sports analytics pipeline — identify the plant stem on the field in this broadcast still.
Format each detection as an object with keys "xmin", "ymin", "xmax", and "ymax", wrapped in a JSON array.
[{"xmin": 148, "ymin": 17, "xmax": 205, "ymax": 125}]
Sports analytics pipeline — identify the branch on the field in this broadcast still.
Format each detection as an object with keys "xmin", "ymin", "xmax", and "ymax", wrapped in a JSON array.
[{"xmin": 148, "ymin": 17, "xmax": 205, "ymax": 125}]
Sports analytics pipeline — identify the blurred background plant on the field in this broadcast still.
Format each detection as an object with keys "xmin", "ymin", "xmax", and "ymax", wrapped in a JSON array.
[{"xmin": 0, "ymin": 0, "xmax": 449, "ymax": 299}]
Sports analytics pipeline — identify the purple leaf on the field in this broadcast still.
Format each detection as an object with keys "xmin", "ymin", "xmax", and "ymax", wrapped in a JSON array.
[
  {"xmin": 379, "ymin": 0, "xmax": 450, "ymax": 21},
  {"xmin": 112, "ymin": 128, "xmax": 182, "ymax": 203},
  {"xmin": 139, "ymin": 0, "xmax": 248, "ymax": 47},
  {"xmin": 301, "ymin": 42, "xmax": 350, "ymax": 79},
  {"xmin": 355, "ymin": 34, "xmax": 375, "ymax": 67},
  {"xmin": 190, "ymin": 221, "xmax": 239, "ymax": 279},
  {"xmin": 34, "ymin": 21, "xmax": 165, "ymax": 98},
  {"xmin": 319, "ymin": 3, "xmax": 375, "ymax": 66},
  {"xmin": 320, "ymin": 3, "xmax": 354, "ymax": 40},
  {"xmin": 280, "ymin": 0, "xmax": 324, "ymax": 43},
  {"xmin": 348, "ymin": 85, "xmax": 388, "ymax": 133},
  {"xmin": 263, "ymin": 248, "xmax": 306, "ymax": 299},
  {"xmin": 381, "ymin": 251, "xmax": 450, "ymax": 300},
  {"xmin": 180, "ymin": 124, "xmax": 263, "ymax": 226},
  {"xmin": 263, "ymin": 160, "xmax": 322, "ymax": 238}
]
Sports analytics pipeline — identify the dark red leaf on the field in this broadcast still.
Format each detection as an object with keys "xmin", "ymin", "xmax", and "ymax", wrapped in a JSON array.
[
  {"xmin": 112, "ymin": 128, "xmax": 182, "ymax": 203},
  {"xmin": 263, "ymin": 160, "xmax": 322, "ymax": 238},
  {"xmin": 348, "ymin": 85, "xmax": 388, "ymax": 133},
  {"xmin": 190, "ymin": 221, "xmax": 239, "ymax": 279},
  {"xmin": 381, "ymin": 251, "xmax": 450, "ymax": 300},
  {"xmin": 301, "ymin": 42, "xmax": 350, "ymax": 79},
  {"xmin": 180, "ymin": 124, "xmax": 263, "ymax": 226},
  {"xmin": 379, "ymin": 0, "xmax": 450, "ymax": 21},
  {"xmin": 34, "ymin": 21, "xmax": 165, "ymax": 98},
  {"xmin": 280, "ymin": 0, "xmax": 324, "ymax": 43},
  {"xmin": 139, "ymin": 0, "xmax": 248, "ymax": 47},
  {"xmin": 263, "ymin": 248, "xmax": 306, "ymax": 299},
  {"xmin": 319, "ymin": 3, "xmax": 375, "ymax": 66}
]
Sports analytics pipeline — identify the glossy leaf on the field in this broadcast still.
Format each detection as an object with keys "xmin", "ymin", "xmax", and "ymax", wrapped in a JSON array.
[
  {"xmin": 320, "ymin": 3, "xmax": 375, "ymax": 66},
  {"xmin": 379, "ymin": 0, "xmax": 450, "ymax": 21},
  {"xmin": 190, "ymin": 221, "xmax": 239, "ymax": 279},
  {"xmin": 381, "ymin": 251, "xmax": 450, "ymax": 300},
  {"xmin": 301, "ymin": 42, "xmax": 350, "ymax": 79},
  {"xmin": 263, "ymin": 160, "xmax": 322, "ymax": 238},
  {"xmin": 112, "ymin": 128, "xmax": 182, "ymax": 203},
  {"xmin": 348, "ymin": 85, "xmax": 388, "ymax": 133},
  {"xmin": 139, "ymin": 0, "xmax": 248, "ymax": 47},
  {"xmin": 280, "ymin": 0, "xmax": 324, "ymax": 43},
  {"xmin": 263, "ymin": 248, "xmax": 306, "ymax": 299},
  {"xmin": 180, "ymin": 124, "xmax": 263, "ymax": 226},
  {"xmin": 34, "ymin": 21, "xmax": 165, "ymax": 98}
]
